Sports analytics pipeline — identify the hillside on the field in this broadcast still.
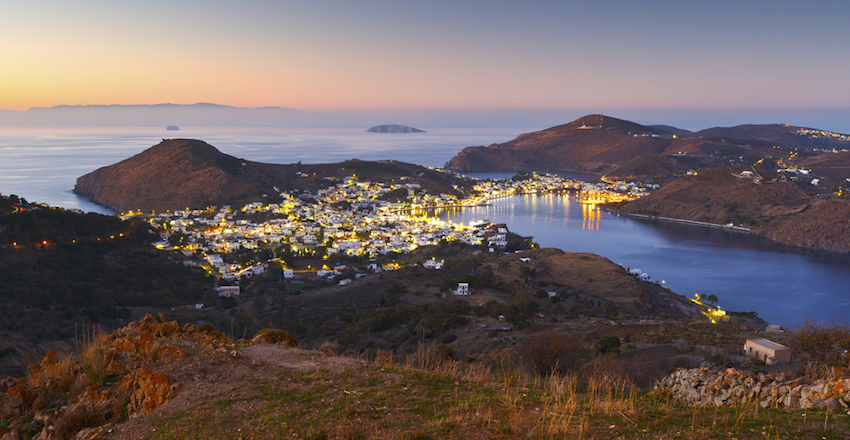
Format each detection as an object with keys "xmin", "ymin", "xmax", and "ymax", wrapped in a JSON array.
[
  {"xmin": 0, "ymin": 194, "xmax": 213, "ymax": 376},
  {"xmin": 444, "ymin": 115, "xmax": 781, "ymax": 176},
  {"xmin": 75, "ymin": 139, "xmax": 470, "ymax": 213},
  {"xmin": 444, "ymin": 115, "xmax": 674, "ymax": 173},
  {"xmin": 611, "ymin": 167, "xmax": 850, "ymax": 253},
  {"xmin": 688, "ymin": 123, "xmax": 850, "ymax": 151},
  {"xmin": 787, "ymin": 150, "xmax": 850, "ymax": 180},
  {"xmin": 2, "ymin": 314, "xmax": 840, "ymax": 440},
  {"xmin": 444, "ymin": 115, "xmax": 849, "ymax": 178}
]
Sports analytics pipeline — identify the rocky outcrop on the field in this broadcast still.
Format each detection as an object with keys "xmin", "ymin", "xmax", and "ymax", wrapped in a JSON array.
[
  {"xmin": 654, "ymin": 365, "xmax": 850, "ymax": 410},
  {"xmin": 0, "ymin": 313, "xmax": 272, "ymax": 440}
]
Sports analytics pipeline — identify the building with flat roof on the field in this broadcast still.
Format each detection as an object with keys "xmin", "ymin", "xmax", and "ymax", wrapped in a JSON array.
[{"xmin": 744, "ymin": 338, "xmax": 791, "ymax": 365}]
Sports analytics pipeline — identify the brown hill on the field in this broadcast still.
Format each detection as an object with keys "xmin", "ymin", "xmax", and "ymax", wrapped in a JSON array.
[
  {"xmin": 75, "ymin": 139, "xmax": 469, "ymax": 213},
  {"xmin": 445, "ymin": 115, "xmax": 674, "ymax": 173},
  {"xmin": 787, "ymin": 150, "xmax": 850, "ymax": 180},
  {"xmin": 612, "ymin": 166, "xmax": 850, "ymax": 252},
  {"xmin": 444, "ymin": 115, "xmax": 782, "ymax": 175},
  {"xmin": 688, "ymin": 124, "xmax": 850, "ymax": 151}
]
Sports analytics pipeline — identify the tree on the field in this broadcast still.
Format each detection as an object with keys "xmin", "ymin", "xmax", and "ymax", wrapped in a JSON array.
[
  {"xmin": 519, "ymin": 265, "xmax": 536, "ymax": 282},
  {"xmin": 595, "ymin": 335, "xmax": 621, "ymax": 354},
  {"xmin": 706, "ymin": 294, "xmax": 718, "ymax": 306}
]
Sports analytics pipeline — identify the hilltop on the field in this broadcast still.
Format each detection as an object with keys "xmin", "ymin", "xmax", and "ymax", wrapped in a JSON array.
[
  {"xmin": 445, "ymin": 115, "xmax": 674, "ymax": 173},
  {"xmin": 75, "ymin": 139, "xmax": 470, "ymax": 213},
  {"xmin": 366, "ymin": 124, "xmax": 425, "ymax": 133},
  {"xmin": 444, "ymin": 115, "xmax": 850, "ymax": 180}
]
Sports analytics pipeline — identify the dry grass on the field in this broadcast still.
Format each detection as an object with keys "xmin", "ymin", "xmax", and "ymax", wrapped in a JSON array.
[{"xmin": 405, "ymin": 343, "xmax": 493, "ymax": 384}]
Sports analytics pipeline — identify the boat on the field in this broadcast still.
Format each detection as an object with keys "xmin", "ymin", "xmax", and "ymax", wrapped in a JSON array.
[{"xmin": 469, "ymin": 219, "xmax": 490, "ymax": 228}]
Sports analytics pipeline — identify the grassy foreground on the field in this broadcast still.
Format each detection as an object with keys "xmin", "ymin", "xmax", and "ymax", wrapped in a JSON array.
[
  {"xmin": 127, "ymin": 348, "xmax": 850, "ymax": 440},
  {"xmin": 3, "ymin": 315, "xmax": 850, "ymax": 439}
]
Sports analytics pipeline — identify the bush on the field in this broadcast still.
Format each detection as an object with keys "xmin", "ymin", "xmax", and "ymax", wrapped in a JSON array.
[
  {"xmin": 520, "ymin": 331, "xmax": 588, "ymax": 375},
  {"xmin": 251, "ymin": 328, "xmax": 299, "ymax": 347},
  {"xmin": 595, "ymin": 336, "xmax": 621, "ymax": 355},
  {"xmin": 790, "ymin": 318, "xmax": 850, "ymax": 367}
]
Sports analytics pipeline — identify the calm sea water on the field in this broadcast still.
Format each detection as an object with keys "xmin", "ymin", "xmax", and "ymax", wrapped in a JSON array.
[
  {"xmin": 1, "ymin": 126, "xmax": 847, "ymax": 325},
  {"xmin": 432, "ymin": 195, "xmax": 850, "ymax": 326},
  {"xmin": 0, "ymin": 126, "xmax": 521, "ymax": 214}
]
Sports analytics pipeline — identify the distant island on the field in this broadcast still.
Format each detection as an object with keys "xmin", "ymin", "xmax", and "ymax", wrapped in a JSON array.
[
  {"xmin": 367, "ymin": 124, "xmax": 425, "ymax": 133},
  {"xmin": 166, "ymin": 125, "xmax": 180, "ymax": 131}
]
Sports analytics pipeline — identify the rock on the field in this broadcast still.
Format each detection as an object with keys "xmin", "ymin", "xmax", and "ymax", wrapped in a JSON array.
[
  {"xmin": 7, "ymin": 383, "xmax": 37, "ymax": 415},
  {"xmin": 815, "ymin": 398, "xmax": 840, "ymax": 411},
  {"xmin": 121, "ymin": 368, "xmax": 176, "ymax": 415},
  {"xmin": 251, "ymin": 328, "xmax": 299, "ymax": 347}
]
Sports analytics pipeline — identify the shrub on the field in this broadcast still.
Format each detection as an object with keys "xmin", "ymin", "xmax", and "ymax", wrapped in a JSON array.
[
  {"xmin": 520, "ymin": 331, "xmax": 587, "ymax": 375},
  {"xmin": 251, "ymin": 328, "xmax": 300, "ymax": 347},
  {"xmin": 790, "ymin": 318, "xmax": 850, "ymax": 367},
  {"xmin": 595, "ymin": 336, "xmax": 622, "ymax": 355}
]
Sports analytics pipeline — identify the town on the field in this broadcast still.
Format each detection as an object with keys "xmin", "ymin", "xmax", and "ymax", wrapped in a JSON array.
[{"xmin": 136, "ymin": 171, "xmax": 651, "ymax": 289}]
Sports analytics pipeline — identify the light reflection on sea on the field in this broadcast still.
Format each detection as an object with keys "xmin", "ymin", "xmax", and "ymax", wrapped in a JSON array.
[{"xmin": 428, "ymin": 194, "xmax": 850, "ymax": 326}]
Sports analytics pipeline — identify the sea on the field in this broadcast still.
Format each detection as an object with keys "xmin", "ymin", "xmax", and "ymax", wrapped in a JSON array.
[{"xmin": 1, "ymin": 126, "xmax": 849, "ymax": 326}]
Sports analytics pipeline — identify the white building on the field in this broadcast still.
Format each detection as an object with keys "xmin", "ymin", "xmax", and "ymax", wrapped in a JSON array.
[
  {"xmin": 456, "ymin": 283, "xmax": 469, "ymax": 295},
  {"xmin": 217, "ymin": 285, "xmax": 240, "ymax": 297},
  {"xmin": 744, "ymin": 338, "xmax": 791, "ymax": 365}
]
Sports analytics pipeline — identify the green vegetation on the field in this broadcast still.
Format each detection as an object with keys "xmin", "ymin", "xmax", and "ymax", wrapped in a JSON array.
[{"xmin": 0, "ymin": 194, "xmax": 212, "ymax": 345}]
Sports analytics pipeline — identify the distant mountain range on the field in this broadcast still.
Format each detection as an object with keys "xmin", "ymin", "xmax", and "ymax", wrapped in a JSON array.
[
  {"xmin": 0, "ymin": 103, "xmax": 541, "ymax": 128},
  {"xmin": 444, "ymin": 114, "xmax": 850, "ymax": 178}
]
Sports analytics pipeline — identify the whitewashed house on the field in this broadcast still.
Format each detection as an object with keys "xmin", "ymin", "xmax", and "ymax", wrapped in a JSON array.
[
  {"xmin": 744, "ymin": 338, "xmax": 791, "ymax": 365},
  {"xmin": 456, "ymin": 283, "xmax": 469, "ymax": 295}
]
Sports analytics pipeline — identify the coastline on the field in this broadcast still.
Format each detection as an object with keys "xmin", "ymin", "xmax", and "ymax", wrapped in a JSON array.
[{"xmin": 611, "ymin": 211, "xmax": 752, "ymax": 233}]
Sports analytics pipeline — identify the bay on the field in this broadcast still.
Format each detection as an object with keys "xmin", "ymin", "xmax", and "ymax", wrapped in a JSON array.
[
  {"xmin": 0, "ymin": 126, "xmax": 847, "ymax": 326},
  {"xmin": 0, "ymin": 126, "xmax": 521, "ymax": 214},
  {"xmin": 431, "ymin": 194, "xmax": 850, "ymax": 326}
]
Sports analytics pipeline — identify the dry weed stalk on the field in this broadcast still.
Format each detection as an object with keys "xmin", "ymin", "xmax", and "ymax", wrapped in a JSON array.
[{"xmin": 405, "ymin": 343, "xmax": 493, "ymax": 384}]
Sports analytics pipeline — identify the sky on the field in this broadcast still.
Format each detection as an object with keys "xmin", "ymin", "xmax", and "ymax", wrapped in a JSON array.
[{"xmin": 2, "ymin": 0, "xmax": 850, "ymax": 115}]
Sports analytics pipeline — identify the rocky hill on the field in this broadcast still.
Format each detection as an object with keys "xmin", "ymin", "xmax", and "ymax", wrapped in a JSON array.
[
  {"xmin": 444, "ymin": 115, "xmax": 783, "ymax": 176},
  {"xmin": 787, "ymin": 150, "xmax": 850, "ymax": 180},
  {"xmin": 444, "ymin": 115, "xmax": 674, "ymax": 173},
  {"xmin": 366, "ymin": 124, "xmax": 425, "ymax": 133},
  {"xmin": 444, "ymin": 115, "xmax": 849, "ymax": 179},
  {"xmin": 611, "ymin": 167, "xmax": 850, "ymax": 253},
  {"xmin": 75, "ymin": 139, "xmax": 469, "ymax": 213},
  {"xmin": 687, "ymin": 123, "xmax": 850, "ymax": 151}
]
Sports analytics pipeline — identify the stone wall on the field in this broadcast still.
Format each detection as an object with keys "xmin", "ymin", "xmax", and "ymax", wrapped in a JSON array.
[{"xmin": 653, "ymin": 365, "xmax": 850, "ymax": 410}]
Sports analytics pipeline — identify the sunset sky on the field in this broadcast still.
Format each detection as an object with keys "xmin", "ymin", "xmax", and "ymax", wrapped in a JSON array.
[{"xmin": 2, "ymin": 0, "xmax": 849, "ymax": 113}]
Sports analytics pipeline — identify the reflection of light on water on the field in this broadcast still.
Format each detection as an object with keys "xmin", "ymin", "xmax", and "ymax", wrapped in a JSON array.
[{"xmin": 582, "ymin": 202, "xmax": 600, "ymax": 231}]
